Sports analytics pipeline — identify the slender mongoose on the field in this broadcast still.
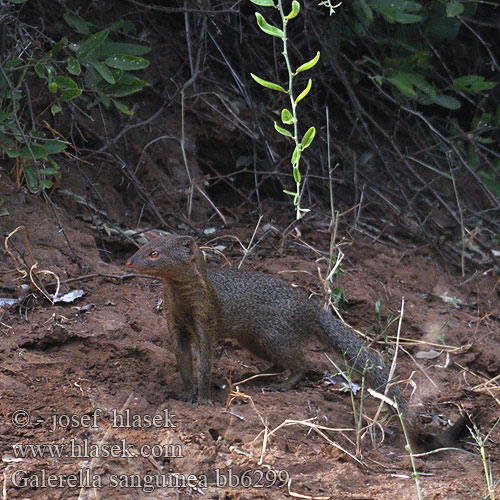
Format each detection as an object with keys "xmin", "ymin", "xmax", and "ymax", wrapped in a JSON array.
[{"xmin": 126, "ymin": 234, "xmax": 468, "ymax": 451}]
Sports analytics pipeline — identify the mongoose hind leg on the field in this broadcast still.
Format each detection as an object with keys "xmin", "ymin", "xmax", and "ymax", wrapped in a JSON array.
[
  {"xmin": 262, "ymin": 362, "xmax": 285, "ymax": 374},
  {"xmin": 238, "ymin": 335, "xmax": 305, "ymax": 391},
  {"xmin": 264, "ymin": 346, "xmax": 307, "ymax": 392},
  {"xmin": 265, "ymin": 369, "xmax": 306, "ymax": 392}
]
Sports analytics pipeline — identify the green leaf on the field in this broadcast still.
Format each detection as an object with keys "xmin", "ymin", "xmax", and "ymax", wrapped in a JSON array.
[
  {"xmin": 274, "ymin": 122, "xmax": 293, "ymax": 138},
  {"xmin": 301, "ymin": 126, "xmax": 316, "ymax": 149},
  {"xmin": 471, "ymin": 112, "xmax": 491, "ymax": 129},
  {"xmin": 43, "ymin": 141, "xmax": 66, "ymax": 154},
  {"xmin": 77, "ymin": 29, "xmax": 109, "ymax": 59},
  {"xmin": 98, "ymin": 92, "xmax": 111, "ymax": 109},
  {"xmin": 285, "ymin": 0, "xmax": 300, "ymax": 20},
  {"xmin": 293, "ymin": 166, "xmax": 301, "ymax": 183},
  {"xmin": 478, "ymin": 170, "xmax": 500, "ymax": 196},
  {"xmin": 23, "ymin": 165, "xmax": 38, "ymax": 192},
  {"xmin": 281, "ymin": 108, "xmax": 293, "ymax": 125},
  {"xmin": 475, "ymin": 136, "xmax": 494, "ymax": 145},
  {"xmin": 83, "ymin": 65, "xmax": 102, "ymax": 88},
  {"xmin": 39, "ymin": 167, "xmax": 60, "ymax": 175},
  {"xmin": 291, "ymin": 144, "xmax": 300, "ymax": 165},
  {"xmin": 454, "ymin": 75, "xmax": 483, "ymax": 86},
  {"xmin": 295, "ymin": 78, "xmax": 312, "ymax": 104},
  {"xmin": 63, "ymin": 13, "xmax": 94, "ymax": 35},
  {"xmin": 51, "ymin": 104, "xmax": 62, "ymax": 116},
  {"xmin": 108, "ymin": 79, "xmax": 148, "ymax": 97},
  {"xmin": 425, "ymin": 4, "xmax": 460, "ymax": 40},
  {"xmin": 295, "ymin": 51, "xmax": 320, "ymax": 74},
  {"xmin": 453, "ymin": 75, "xmax": 497, "ymax": 94},
  {"xmin": 356, "ymin": 0, "xmax": 373, "ymax": 23},
  {"xmin": 66, "ymin": 57, "xmax": 81, "ymax": 76},
  {"xmin": 5, "ymin": 148, "xmax": 20, "ymax": 158},
  {"xmin": 0, "ymin": 132, "xmax": 12, "ymax": 147},
  {"xmin": 394, "ymin": 12, "xmax": 422, "ymax": 23},
  {"xmin": 5, "ymin": 58, "xmax": 23, "ymax": 70},
  {"xmin": 53, "ymin": 76, "xmax": 78, "ymax": 89},
  {"xmin": 19, "ymin": 144, "xmax": 47, "ymax": 160},
  {"xmin": 34, "ymin": 63, "xmax": 46, "ymax": 79},
  {"xmin": 370, "ymin": 0, "xmax": 422, "ymax": 13},
  {"xmin": 283, "ymin": 189, "xmax": 298, "ymax": 196},
  {"xmin": 399, "ymin": 72, "xmax": 435, "ymax": 96},
  {"xmin": 446, "ymin": 2, "xmax": 464, "ymax": 17},
  {"xmin": 249, "ymin": 0, "xmax": 275, "ymax": 5},
  {"xmin": 41, "ymin": 179, "xmax": 54, "ymax": 189},
  {"xmin": 48, "ymin": 82, "xmax": 58, "ymax": 94},
  {"xmin": 92, "ymin": 41, "xmax": 151, "ymax": 58},
  {"xmin": 250, "ymin": 73, "xmax": 286, "ymax": 92},
  {"xmin": 112, "ymin": 99, "xmax": 134, "ymax": 115},
  {"xmin": 387, "ymin": 74, "xmax": 416, "ymax": 97},
  {"xmin": 47, "ymin": 157, "xmax": 61, "ymax": 170},
  {"xmin": 59, "ymin": 88, "xmax": 82, "ymax": 101},
  {"xmin": 370, "ymin": 0, "xmax": 422, "ymax": 23},
  {"xmin": 255, "ymin": 12, "xmax": 284, "ymax": 38},
  {"xmin": 91, "ymin": 61, "xmax": 116, "ymax": 84},
  {"xmin": 467, "ymin": 144, "xmax": 480, "ymax": 169},
  {"xmin": 431, "ymin": 94, "xmax": 461, "ymax": 110},
  {"xmin": 49, "ymin": 39, "xmax": 64, "ymax": 58},
  {"xmin": 104, "ymin": 55, "xmax": 149, "ymax": 71}
]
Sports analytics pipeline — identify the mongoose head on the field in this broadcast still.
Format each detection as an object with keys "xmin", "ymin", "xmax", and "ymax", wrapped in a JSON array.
[{"xmin": 125, "ymin": 235, "xmax": 201, "ymax": 280}]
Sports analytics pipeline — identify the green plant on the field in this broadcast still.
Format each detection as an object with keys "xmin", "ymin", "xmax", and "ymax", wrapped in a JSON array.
[
  {"xmin": 351, "ymin": 1, "xmax": 497, "ymax": 108},
  {"xmin": 395, "ymin": 400, "xmax": 423, "ymax": 500},
  {"xmin": 325, "ymin": 351, "xmax": 380, "ymax": 456},
  {"xmin": 345, "ymin": 0, "xmax": 500, "ymax": 202},
  {"xmin": 370, "ymin": 295, "xmax": 398, "ymax": 362},
  {"xmin": 249, "ymin": 0, "xmax": 321, "ymax": 219},
  {"xmin": 0, "ymin": 5, "xmax": 150, "ymax": 194},
  {"xmin": 322, "ymin": 106, "xmax": 346, "ymax": 312},
  {"xmin": 465, "ymin": 418, "xmax": 500, "ymax": 500},
  {"xmin": 372, "ymin": 295, "xmax": 391, "ymax": 335},
  {"xmin": 323, "ymin": 251, "xmax": 346, "ymax": 311}
]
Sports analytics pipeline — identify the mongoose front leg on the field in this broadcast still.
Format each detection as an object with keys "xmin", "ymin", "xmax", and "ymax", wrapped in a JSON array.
[
  {"xmin": 173, "ymin": 329, "xmax": 196, "ymax": 402},
  {"xmin": 194, "ymin": 317, "xmax": 215, "ymax": 404}
]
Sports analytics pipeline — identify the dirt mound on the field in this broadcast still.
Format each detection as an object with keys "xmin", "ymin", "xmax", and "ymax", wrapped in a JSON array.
[{"xmin": 0, "ymin": 185, "xmax": 498, "ymax": 499}]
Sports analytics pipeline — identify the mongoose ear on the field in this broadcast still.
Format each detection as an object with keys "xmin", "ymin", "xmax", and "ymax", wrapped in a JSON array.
[{"xmin": 142, "ymin": 230, "xmax": 166, "ymax": 240}]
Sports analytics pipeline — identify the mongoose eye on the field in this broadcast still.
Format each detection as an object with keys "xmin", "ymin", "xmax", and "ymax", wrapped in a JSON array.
[{"xmin": 149, "ymin": 250, "xmax": 159, "ymax": 258}]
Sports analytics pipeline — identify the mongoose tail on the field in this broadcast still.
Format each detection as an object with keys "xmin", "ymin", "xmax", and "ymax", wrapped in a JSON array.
[{"xmin": 317, "ymin": 312, "xmax": 471, "ymax": 451}]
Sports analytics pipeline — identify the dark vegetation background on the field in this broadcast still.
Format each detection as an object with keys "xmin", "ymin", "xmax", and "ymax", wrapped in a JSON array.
[{"xmin": 0, "ymin": 0, "xmax": 498, "ymax": 270}]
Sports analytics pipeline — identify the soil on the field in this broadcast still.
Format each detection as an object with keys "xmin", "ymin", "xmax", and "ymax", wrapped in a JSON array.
[{"xmin": 0, "ymin": 178, "xmax": 499, "ymax": 500}]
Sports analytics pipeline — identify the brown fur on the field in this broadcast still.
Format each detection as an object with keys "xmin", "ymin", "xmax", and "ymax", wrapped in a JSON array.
[{"xmin": 126, "ymin": 234, "xmax": 469, "ymax": 450}]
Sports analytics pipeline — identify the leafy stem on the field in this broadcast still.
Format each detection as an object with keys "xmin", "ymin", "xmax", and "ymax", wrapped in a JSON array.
[{"xmin": 250, "ymin": 0, "xmax": 321, "ymax": 219}]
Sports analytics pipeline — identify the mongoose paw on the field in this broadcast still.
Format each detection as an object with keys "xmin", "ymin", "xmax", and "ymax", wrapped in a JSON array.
[
  {"xmin": 196, "ymin": 396, "xmax": 214, "ymax": 406},
  {"xmin": 263, "ymin": 383, "xmax": 287, "ymax": 393},
  {"xmin": 181, "ymin": 393, "xmax": 197, "ymax": 404}
]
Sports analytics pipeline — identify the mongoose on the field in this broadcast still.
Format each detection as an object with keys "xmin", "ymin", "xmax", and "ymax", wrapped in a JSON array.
[{"xmin": 126, "ymin": 234, "xmax": 468, "ymax": 451}]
